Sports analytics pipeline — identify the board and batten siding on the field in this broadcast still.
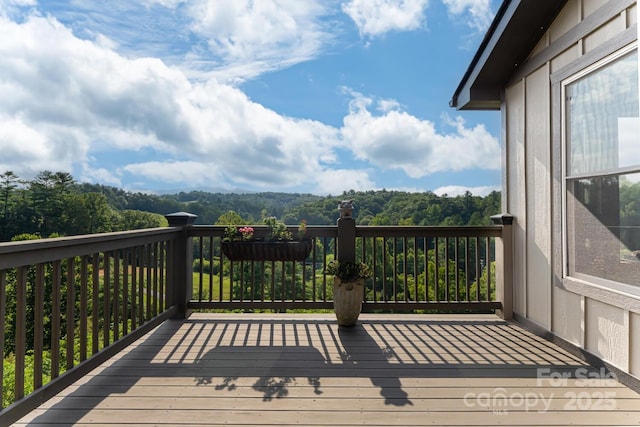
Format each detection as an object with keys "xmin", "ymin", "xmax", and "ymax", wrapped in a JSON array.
[{"xmin": 503, "ymin": 0, "xmax": 640, "ymax": 379}]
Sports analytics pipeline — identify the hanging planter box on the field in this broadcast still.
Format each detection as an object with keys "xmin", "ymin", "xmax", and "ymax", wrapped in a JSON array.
[{"xmin": 221, "ymin": 239, "xmax": 312, "ymax": 262}]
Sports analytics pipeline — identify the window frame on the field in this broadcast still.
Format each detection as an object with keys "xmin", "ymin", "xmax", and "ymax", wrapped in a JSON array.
[
  {"xmin": 557, "ymin": 41, "xmax": 640, "ymax": 305},
  {"xmin": 561, "ymin": 42, "xmax": 640, "ymax": 284}
]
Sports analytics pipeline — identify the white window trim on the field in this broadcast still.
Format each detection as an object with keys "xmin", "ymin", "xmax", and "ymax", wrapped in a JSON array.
[{"xmin": 559, "ymin": 42, "xmax": 640, "ymax": 307}]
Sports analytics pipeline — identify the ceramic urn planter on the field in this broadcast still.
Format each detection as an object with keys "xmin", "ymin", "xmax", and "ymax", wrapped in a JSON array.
[{"xmin": 332, "ymin": 277, "xmax": 365, "ymax": 327}]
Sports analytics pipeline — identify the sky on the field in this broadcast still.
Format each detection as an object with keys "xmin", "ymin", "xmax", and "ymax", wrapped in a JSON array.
[{"xmin": 0, "ymin": 0, "xmax": 503, "ymax": 197}]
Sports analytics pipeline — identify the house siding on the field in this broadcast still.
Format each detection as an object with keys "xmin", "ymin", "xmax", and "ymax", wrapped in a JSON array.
[
  {"xmin": 632, "ymin": 312, "xmax": 640, "ymax": 376},
  {"xmin": 505, "ymin": 79, "xmax": 527, "ymax": 316},
  {"xmin": 524, "ymin": 64, "xmax": 552, "ymax": 327},
  {"xmin": 504, "ymin": 0, "xmax": 639, "ymax": 378}
]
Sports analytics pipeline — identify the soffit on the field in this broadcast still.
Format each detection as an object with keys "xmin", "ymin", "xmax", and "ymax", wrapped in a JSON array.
[{"xmin": 451, "ymin": 0, "xmax": 569, "ymax": 110}]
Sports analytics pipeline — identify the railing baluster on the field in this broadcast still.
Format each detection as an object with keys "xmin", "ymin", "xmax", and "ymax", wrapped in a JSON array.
[
  {"xmin": 139, "ymin": 246, "xmax": 145, "ymax": 323},
  {"xmin": 403, "ymin": 237, "xmax": 408, "ymax": 302},
  {"xmin": 322, "ymin": 237, "xmax": 328, "ymax": 302},
  {"xmin": 310, "ymin": 240, "xmax": 316, "ymax": 302},
  {"xmin": 80, "ymin": 256, "xmax": 88, "ymax": 361},
  {"xmin": 393, "ymin": 237, "xmax": 398, "ymax": 302},
  {"xmin": 130, "ymin": 248, "xmax": 138, "ymax": 331},
  {"xmin": 280, "ymin": 262, "xmax": 286, "ymax": 302},
  {"xmin": 444, "ymin": 237, "xmax": 450, "ymax": 301},
  {"xmin": 455, "ymin": 237, "xmax": 460, "ymax": 301},
  {"xmin": 261, "ymin": 260, "xmax": 267, "ymax": 302},
  {"xmin": 51, "ymin": 261, "xmax": 61, "ymax": 379},
  {"xmin": 208, "ymin": 237, "xmax": 214, "ymax": 302},
  {"xmin": 145, "ymin": 245, "xmax": 152, "ymax": 320},
  {"xmin": 198, "ymin": 237, "xmax": 204, "ymax": 301},
  {"xmin": 371, "ymin": 237, "xmax": 377, "ymax": 302},
  {"xmin": 153, "ymin": 242, "xmax": 159, "ymax": 317},
  {"xmin": 34, "ymin": 264, "xmax": 45, "ymax": 389},
  {"xmin": 218, "ymin": 238, "xmax": 224, "ymax": 302},
  {"xmin": 160, "ymin": 241, "xmax": 166, "ymax": 310},
  {"xmin": 251, "ymin": 260, "xmax": 256, "ymax": 301},
  {"xmin": 92, "ymin": 255, "xmax": 100, "ymax": 355},
  {"xmin": 382, "ymin": 237, "xmax": 388, "ymax": 302},
  {"xmin": 413, "ymin": 237, "xmax": 418, "ymax": 303},
  {"xmin": 465, "ymin": 237, "xmax": 471, "ymax": 302},
  {"xmin": 239, "ymin": 261, "xmax": 245, "ymax": 302},
  {"xmin": 434, "ymin": 237, "xmax": 439, "ymax": 302},
  {"xmin": 122, "ymin": 249, "xmax": 129, "ymax": 336},
  {"xmin": 423, "ymin": 238, "xmax": 429, "ymax": 302},
  {"xmin": 66, "ymin": 257, "xmax": 75, "ymax": 370},
  {"xmin": 15, "ymin": 266, "xmax": 27, "ymax": 400},
  {"xmin": 113, "ymin": 254, "xmax": 120, "ymax": 341},
  {"xmin": 487, "ymin": 237, "xmax": 492, "ymax": 301},
  {"xmin": 103, "ymin": 251, "xmax": 111, "ymax": 348}
]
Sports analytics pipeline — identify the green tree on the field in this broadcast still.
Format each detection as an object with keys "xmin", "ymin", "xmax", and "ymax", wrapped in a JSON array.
[
  {"xmin": 215, "ymin": 210, "xmax": 246, "ymax": 225},
  {"xmin": 0, "ymin": 171, "xmax": 20, "ymax": 241}
]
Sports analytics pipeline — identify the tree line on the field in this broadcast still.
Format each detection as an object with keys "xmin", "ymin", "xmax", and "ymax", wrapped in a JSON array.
[
  {"xmin": 1, "ymin": 170, "xmax": 502, "ymax": 242},
  {"xmin": 0, "ymin": 171, "xmax": 167, "ymax": 241}
]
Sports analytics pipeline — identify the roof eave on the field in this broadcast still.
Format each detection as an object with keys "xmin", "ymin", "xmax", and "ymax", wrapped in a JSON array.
[{"xmin": 450, "ymin": 0, "xmax": 569, "ymax": 111}]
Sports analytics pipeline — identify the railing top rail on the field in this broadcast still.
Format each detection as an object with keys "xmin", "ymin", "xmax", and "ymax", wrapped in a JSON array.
[
  {"xmin": 189, "ymin": 225, "xmax": 501, "ymax": 237},
  {"xmin": 355, "ymin": 225, "xmax": 503, "ymax": 238},
  {"xmin": 189, "ymin": 225, "xmax": 338, "ymax": 238},
  {"xmin": 0, "ymin": 227, "xmax": 181, "ymax": 270}
]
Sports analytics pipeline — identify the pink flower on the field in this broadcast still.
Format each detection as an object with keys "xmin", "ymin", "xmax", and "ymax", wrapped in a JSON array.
[{"xmin": 238, "ymin": 226, "xmax": 254, "ymax": 240}]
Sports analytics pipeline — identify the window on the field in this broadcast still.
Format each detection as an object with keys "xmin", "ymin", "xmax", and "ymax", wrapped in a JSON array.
[{"xmin": 563, "ymin": 46, "xmax": 640, "ymax": 290}]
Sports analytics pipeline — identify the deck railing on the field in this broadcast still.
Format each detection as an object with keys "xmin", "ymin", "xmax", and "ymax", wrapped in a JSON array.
[
  {"xmin": 0, "ymin": 227, "xmax": 183, "ymax": 423},
  {"xmin": 0, "ymin": 211, "xmax": 513, "ymax": 425},
  {"xmin": 188, "ymin": 224, "xmax": 505, "ymax": 313}
]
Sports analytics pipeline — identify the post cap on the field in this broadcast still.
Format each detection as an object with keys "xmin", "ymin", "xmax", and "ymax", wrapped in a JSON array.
[
  {"xmin": 165, "ymin": 212, "xmax": 198, "ymax": 226},
  {"xmin": 490, "ymin": 213, "xmax": 515, "ymax": 225}
]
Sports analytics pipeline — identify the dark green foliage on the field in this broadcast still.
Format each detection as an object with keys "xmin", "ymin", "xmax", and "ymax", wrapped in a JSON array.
[
  {"xmin": 1, "ymin": 172, "xmax": 170, "ymax": 241},
  {"xmin": 326, "ymin": 260, "xmax": 372, "ymax": 282},
  {"xmin": 1, "ymin": 171, "xmax": 503, "ymax": 243}
]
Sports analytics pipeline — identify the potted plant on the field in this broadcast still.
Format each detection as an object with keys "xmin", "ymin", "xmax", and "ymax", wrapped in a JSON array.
[
  {"xmin": 221, "ymin": 217, "xmax": 311, "ymax": 261},
  {"xmin": 326, "ymin": 260, "xmax": 372, "ymax": 326}
]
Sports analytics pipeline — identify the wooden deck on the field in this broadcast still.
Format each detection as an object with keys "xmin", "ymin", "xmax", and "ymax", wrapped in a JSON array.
[{"xmin": 13, "ymin": 314, "xmax": 640, "ymax": 426}]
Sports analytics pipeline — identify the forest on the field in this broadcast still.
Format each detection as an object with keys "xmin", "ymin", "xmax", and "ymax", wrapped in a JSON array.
[{"xmin": 1, "ymin": 170, "xmax": 502, "ymax": 242}]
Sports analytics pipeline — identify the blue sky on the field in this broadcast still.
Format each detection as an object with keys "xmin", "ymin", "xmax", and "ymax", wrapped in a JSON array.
[{"xmin": 0, "ymin": 0, "xmax": 502, "ymax": 196}]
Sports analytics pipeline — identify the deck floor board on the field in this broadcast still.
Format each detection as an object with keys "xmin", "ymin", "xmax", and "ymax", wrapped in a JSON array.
[{"xmin": 13, "ymin": 314, "xmax": 640, "ymax": 426}]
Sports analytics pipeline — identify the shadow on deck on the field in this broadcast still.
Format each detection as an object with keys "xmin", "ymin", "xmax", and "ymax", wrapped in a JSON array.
[{"xmin": 15, "ymin": 314, "xmax": 640, "ymax": 426}]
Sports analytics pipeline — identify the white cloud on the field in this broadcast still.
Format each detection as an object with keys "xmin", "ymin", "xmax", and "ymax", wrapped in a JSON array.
[
  {"xmin": 185, "ymin": 0, "xmax": 333, "ymax": 82},
  {"xmin": 341, "ymin": 92, "xmax": 501, "ymax": 177},
  {"xmin": 141, "ymin": 0, "xmax": 186, "ymax": 7},
  {"xmin": 80, "ymin": 164, "xmax": 123, "ymax": 188},
  {"xmin": 433, "ymin": 184, "xmax": 499, "ymax": 197},
  {"xmin": 0, "ymin": 8, "xmax": 501, "ymax": 195},
  {"xmin": 0, "ymin": 0, "xmax": 35, "ymax": 6},
  {"xmin": 342, "ymin": 0, "xmax": 429, "ymax": 37},
  {"xmin": 0, "ymin": 14, "xmax": 340, "ymax": 190},
  {"xmin": 19, "ymin": 1, "xmax": 334, "ymax": 84},
  {"xmin": 442, "ymin": 0, "xmax": 494, "ymax": 31},
  {"xmin": 122, "ymin": 161, "xmax": 223, "ymax": 186},
  {"xmin": 343, "ymin": 0, "xmax": 495, "ymax": 38},
  {"xmin": 314, "ymin": 169, "xmax": 377, "ymax": 195},
  {"xmin": 0, "ymin": 115, "xmax": 77, "ymax": 174},
  {"xmin": 0, "ymin": 0, "xmax": 35, "ymax": 20}
]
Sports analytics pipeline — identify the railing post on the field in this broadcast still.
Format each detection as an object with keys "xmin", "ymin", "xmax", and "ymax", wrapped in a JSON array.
[
  {"xmin": 337, "ymin": 201, "xmax": 356, "ymax": 262},
  {"xmin": 491, "ymin": 213, "xmax": 514, "ymax": 320},
  {"xmin": 165, "ymin": 212, "xmax": 197, "ymax": 319}
]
